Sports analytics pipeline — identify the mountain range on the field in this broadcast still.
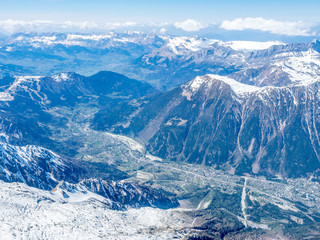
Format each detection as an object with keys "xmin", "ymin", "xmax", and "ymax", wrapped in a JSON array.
[{"xmin": 1, "ymin": 32, "xmax": 320, "ymax": 239}]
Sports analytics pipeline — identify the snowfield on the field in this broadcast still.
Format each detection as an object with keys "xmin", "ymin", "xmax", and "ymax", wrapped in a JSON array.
[{"xmin": 0, "ymin": 180, "xmax": 190, "ymax": 240}]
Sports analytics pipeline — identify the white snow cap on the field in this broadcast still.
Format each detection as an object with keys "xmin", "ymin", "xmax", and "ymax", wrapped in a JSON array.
[
  {"xmin": 224, "ymin": 41, "xmax": 284, "ymax": 51},
  {"xmin": 52, "ymin": 73, "xmax": 72, "ymax": 82},
  {"xmin": 182, "ymin": 74, "xmax": 260, "ymax": 100}
]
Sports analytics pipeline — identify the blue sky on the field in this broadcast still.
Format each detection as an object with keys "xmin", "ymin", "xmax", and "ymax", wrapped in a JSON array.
[
  {"xmin": 1, "ymin": 0, "xmax": 320, "ymax": 23},
  {"xmin": 0, "ymin": 0, "xmax": 320, "ymax": 41}
]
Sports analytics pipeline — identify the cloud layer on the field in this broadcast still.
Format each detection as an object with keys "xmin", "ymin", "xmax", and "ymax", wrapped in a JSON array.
[
  {"xmin": 220, "ymin": 17, "xmax": 315, "ymax": 36},
  {"xmin": 0, "ymin": 18, "xmax": 317, "ymax": 37},
  {"xmin": 174, "ymin": 19, "xmax": 206, "ymax": 32},
  {"xmin": 0, "ymin": 19, "xmax": 137, "ymax": 34},
  {"xmin": 0, "ymin": 19, "xmax": 207, "ymax": 34}
]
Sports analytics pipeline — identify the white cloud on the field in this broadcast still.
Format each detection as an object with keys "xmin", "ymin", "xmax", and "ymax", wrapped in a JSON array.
[
  {"xmin": 174, "ymin": 19, "xmax": 205, "ymax": 32},
  {"xmin": 61, "ymin": 21, "xmax": 99, "ymax": 30},
  {"xmin": 159, "ymin": 28, "xmax": 167, "ymax": 34},
  {"xmin": 0, "ymin": 19, "xmax": 138, "ymax": 34},
  {"xmin": 104, "ymin": 21, "xmax": 137, "ymax": 29},
  {"xmin": 220, "ymin": 17, "xmax": 316, "ymax": 36},
  {"xmin": 0, "ymin": 19, "xmax": 56, "ymax": 33}
]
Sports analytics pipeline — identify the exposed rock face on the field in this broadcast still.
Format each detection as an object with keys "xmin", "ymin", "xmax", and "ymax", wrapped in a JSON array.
[
  {"xmin": 0, "ymin": 138, "xmax": 178, "ymax": 209},
  {"xmin": 0, "ymin": 137, "xmax": 81, "ymax": 190},
  {"xmin": 123, "ymin": 74, "xmax": 320, "ymax": 178}
]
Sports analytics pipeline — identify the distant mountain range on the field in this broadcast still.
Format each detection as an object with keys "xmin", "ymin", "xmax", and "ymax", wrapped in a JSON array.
[{"xmin": 1, "ymin": 32, "xmax": 320, "ymax": 90}]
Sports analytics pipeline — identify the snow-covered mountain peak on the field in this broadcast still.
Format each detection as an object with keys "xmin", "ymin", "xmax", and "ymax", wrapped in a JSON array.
[
  {"xmin": 66, "ymin": 33, "xmax": 114, "ymax": 41},
  {"xmin": 12, "ymin": 75, "xmax": 42, "ymax": 86},
  {"xmin": 274, "ymin": 49, "xmax": 320, "ymax": 86},
  {"xmin": 207, "ymin": 74, "xmax": 260, "ymax": 94},
  {"xmin": 182, "ymin": 74, "xmax": 260, "ymax": 100},
  {"xmin": 164, "ymin": 37, "xmax": 283, "ymax": 55},
  {"xmin": 166, "ymin": 36, "xmax": 220, "ymax": 55},
  {"xmin": 14, "ymin": 34, "xmax": 57, "ymax": 44},
  {"xmin": 51, "ymin": 72, "xmax": 73, "ymax": 82},
  {"xmin": 4, "ymin": 32, "xmax": 164, "ymax": 49},
  {"xmin": 223, "ymin": 40, "xmax": 284, "ymax": 51}
]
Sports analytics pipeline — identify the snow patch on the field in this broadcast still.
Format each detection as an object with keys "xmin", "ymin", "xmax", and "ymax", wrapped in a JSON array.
[
  {"xmin": 5, "ymin": 46, "xmax": 13, "ymax": 52},
  {"xmin": 146, "ymin": 152, "xmax": 162, "ymax": 162},
  {"xmin": 165, "ymin": 117, "xmax": 188, "ymax": 127},
  {"xmin": 0, "ymin": 76, "xmax": 42, "ymax": 101},
  {"xmin": 52, "ymin": 73, "xmax": 71, "ymax": 82},
  {"xmin": 0, "ymin": 91, "xmax": 14, "ymax": 101},
  {"xmin": 247, "ymin": 138, "xmax": 255, "ymax": 154},
  {"xmin": 224, "ymin": 41, "xmax": 283, "ymax": 51},
  {"xmin": 67, "ymin": 33, "xmax": 113, "ymax": 41}
]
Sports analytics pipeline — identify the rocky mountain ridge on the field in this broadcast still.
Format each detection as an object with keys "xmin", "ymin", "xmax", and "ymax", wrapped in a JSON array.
[
  {"xmin": 113, "ymin": 74, "xmax": 320, "ymax": 178},
  {"xmin": 0, "ymin": 134, "xmax": 178, "ymax": 210}
]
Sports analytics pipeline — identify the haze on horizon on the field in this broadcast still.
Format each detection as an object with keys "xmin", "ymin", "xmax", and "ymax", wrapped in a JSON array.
[{"xmin": 0, "ymin": 0, "xmax": 320, "ymax": 42}]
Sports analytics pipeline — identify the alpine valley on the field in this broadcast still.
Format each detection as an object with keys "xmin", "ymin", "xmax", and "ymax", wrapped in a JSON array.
[{"xmin": 1, "ymin": 32, "xmax": 320, "ymax": 239}]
